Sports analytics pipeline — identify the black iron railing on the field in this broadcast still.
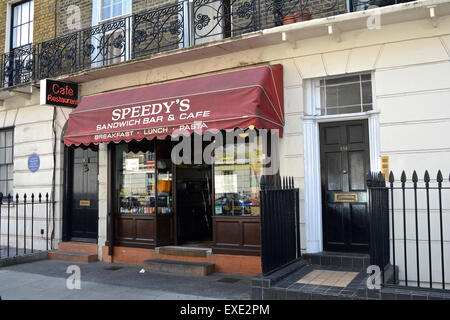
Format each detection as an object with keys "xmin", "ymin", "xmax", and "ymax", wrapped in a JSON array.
[
  {"xmin": 0, "ymin": 0, "xmax": 415, "ymax": 89},
  {"xmin": 367, "ymin": 170, "xmax": 449, "ymax": 291},
  {"xmin": 260, "ymin": 175, "xmax": 300, "ymax": 275},
  {"xmin": 0, "ymin": 193, "xmax": 53, "ymax": 258}
]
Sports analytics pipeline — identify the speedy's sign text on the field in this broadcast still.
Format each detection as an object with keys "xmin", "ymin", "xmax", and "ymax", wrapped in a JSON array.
[{"xmin": 95, "ymin": 98, "xmax": 211, "ymax": 131}]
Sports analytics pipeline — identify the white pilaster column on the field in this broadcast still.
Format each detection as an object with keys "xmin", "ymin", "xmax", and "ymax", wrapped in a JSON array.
[
  {"xmin": 302, "ymin": 118, "xmax": 323, "ymax": 253},
  {"xmin": 97, "ymin": 143, "xmax": 108, "ymax": 260},
  {"xmin": 368, "ymin": 112, "xmax": 381, "ymax": 172}
]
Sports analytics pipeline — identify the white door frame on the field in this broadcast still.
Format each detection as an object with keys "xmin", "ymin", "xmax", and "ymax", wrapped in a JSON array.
[{"xmin": 301, "ymin": 76, "xmax": 380, "ymax": 253}]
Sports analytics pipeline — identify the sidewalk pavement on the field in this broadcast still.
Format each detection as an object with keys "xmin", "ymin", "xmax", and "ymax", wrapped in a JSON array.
[{"xmin": 0, "ymin": 259, "xmax": 252, "ymax": 300}]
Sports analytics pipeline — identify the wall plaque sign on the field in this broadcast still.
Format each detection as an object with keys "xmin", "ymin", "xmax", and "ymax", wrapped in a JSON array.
[{"xmin": 28, "ymin": 153, "xmax": 40, "ymax": 173}]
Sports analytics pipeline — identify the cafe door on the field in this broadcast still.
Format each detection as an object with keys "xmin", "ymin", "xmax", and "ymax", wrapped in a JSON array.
[
  {"xmin": 68, "ymin": 147, "xmax": 99, "ymax": 241},
  {"xmin": 320, "ymin": 120, "xmax": 370, "ymax": 253}
]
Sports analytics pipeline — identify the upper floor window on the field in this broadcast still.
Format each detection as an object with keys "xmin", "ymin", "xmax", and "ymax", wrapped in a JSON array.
[
  {"xmin": 101, "ymin": 0, "xmax": 130, "ymax": 20},
  {"xmin": 314, "ymin": 73, "xmax": 373, "ymax": 116},
  {"xmin": 11, "ymin": 0, "xmax": 34, "ymax": 49}
]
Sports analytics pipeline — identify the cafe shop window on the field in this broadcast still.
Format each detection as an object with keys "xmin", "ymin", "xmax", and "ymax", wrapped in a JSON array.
[
  {"xmin": 314, "ymin": 73, "xmax": 373, "ymax": 115},
  {"xmin": 0, "ymin": 128, "xmax": 14, "ymax": 197},
  {"xmin": 115, "ymin": 140, "xmax": 172, "ymax": 216},
  {"xmin": 213, "ymin": 131, "xmax": 266, "ymax": 217}
]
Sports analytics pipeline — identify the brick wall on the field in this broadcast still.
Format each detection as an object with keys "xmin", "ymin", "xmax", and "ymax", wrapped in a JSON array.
[
  {"xmin": 58, "ymin": 0, "xmax": 92, "ymax": 36},
  {"xmin": 34, "ymin": 0, "xmax": 58, "ymax": 44},
  {"xmin": 0, "ymin": 0, "xmax": 6, "ymax": 54},
  {"xmin": 0, "ymin": 0, "xmax": 60, "ymax": 52}
]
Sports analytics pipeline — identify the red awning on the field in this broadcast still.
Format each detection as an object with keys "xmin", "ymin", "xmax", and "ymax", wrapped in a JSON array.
[{"xmin": 64, "ymin": 64, "xmax": 284, "ymax": 146}]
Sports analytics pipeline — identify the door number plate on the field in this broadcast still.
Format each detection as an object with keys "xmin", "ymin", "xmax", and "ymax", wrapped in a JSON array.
[
  {"xmin": 79, "ymin": 200, "xmax": 91, "ymax": 207},
  {"xmin": 334, "ymin": 193, "xmax": 358, "ymax": 202}
]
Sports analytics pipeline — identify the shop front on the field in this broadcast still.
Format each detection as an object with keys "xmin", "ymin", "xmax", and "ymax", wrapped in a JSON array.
[{"xmin": 63, "ymin": 65, "xmax": 284, "ymax": 274}]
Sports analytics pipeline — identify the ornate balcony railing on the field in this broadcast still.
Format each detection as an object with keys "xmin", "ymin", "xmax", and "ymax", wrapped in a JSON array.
[{"xmin": 0, "ymin": 0, "xmax": 415, "ymax": 89}]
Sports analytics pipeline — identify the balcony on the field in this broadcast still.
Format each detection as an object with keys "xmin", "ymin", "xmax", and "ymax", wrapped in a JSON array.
[{"xmin": 0, "ymin": 0, "xmax": 416, "ymax": 89}]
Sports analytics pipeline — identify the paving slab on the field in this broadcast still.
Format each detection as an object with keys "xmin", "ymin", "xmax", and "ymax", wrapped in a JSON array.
[{"xmin": 0, "ymin": 259, "xmax": 251, "ymax": 300}]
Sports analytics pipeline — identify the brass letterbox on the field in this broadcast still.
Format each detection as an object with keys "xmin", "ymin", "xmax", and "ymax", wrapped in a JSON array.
[{"xmin": 334, "ymin": 193, "xmax": 358, "ymax": 203}]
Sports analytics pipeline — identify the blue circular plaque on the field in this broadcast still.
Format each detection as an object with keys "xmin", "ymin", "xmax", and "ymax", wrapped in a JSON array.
[{"xmin": 28, "ymin": 153, "xmax": 40, "ymax": 173}]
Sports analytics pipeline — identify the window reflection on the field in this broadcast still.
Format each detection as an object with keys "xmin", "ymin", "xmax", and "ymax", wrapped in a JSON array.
[{"xmin": 213, "ymin": 133, "xmax": 263, "ymax": 216}]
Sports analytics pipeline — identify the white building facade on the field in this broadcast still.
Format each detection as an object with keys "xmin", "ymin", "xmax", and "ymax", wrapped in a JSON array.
[{"xmin": 0, "ymin": 0, "xmax": 449, "ymax": 287}]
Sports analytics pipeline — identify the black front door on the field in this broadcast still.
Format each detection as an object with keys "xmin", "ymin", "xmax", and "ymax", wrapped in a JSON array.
[
  {"xmin": 176, "ymin": 164, "xmax": 213, "ymax": 243},
  {"xmin": 69, "ymin": 147, "xmax": 99, "ymax": 240},
  {"xmin": 320, "ymin": 120, "xmax": 370, "ymax": 253}
]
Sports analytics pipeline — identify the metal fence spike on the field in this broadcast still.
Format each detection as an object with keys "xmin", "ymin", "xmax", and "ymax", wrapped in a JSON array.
[
  {"xmin": 412, "ymin": 170, "xmax": 418, "ymax": 183},
  {"xmin": 424, "ymin": 170, "xmax": 430, "ymax": 183},
  {"xmin": 401, "ymin": 171, "xmax": 407, "ymax": 183},
  {"xmin": 437, "ymin": 170, "xmax": 443, "ymax": 183},
  {"xmin": 389, "ymin": 171, "xmax": 395, "ymax": 183}
]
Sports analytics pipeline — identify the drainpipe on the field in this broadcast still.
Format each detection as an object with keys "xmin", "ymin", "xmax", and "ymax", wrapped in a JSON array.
[{"xmin": 50, "ymin": 106, "xmax": 57, "ymax": 249}]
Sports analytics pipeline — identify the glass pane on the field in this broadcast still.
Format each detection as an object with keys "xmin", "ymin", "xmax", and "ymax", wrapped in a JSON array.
[
  {"xmin": 113, "ymin": 1, "xmax": 122, "ymax": 17},
  {"xmin": 7, "ymin": 164, "xmax": 13, "ymax": 179},
  {"xmin": 12, "ymin": 27, "xmax": 19, "ymax": 49},
  {"xmin": 5, "ymin": 130, "xmax": 13, "ymax": 147},
  {"xmin": 156, "ymin": 142, "xmax": 172, "ymax": 215},
  {"xmin": 123, "ymin": 0, "xmax": 131, "ymax": 14},
  {"xmin": 214, "ymin": 132, "xmax": 263, "ymax": 216},
  {"xmin": 13, "ymin": 4, "xmax": 21, "ymax": 26},
  {"xmin": 22, "ymin": 1, "xmax": 30, "ymax": 23},
  {"xmin": 5, "ymin": 147, "xmax": 12, "ymax": 164},
  {"xmin": 0, "ymin": 180, "xmax": 6, "ymax": 195},
  {"xmin": 361, "ymin": 74, "xmax": 371, "ymax": 81},
  {"xmin": 21, "ymin": 24, "xmax": 29, "ymax": 45},
  {"xmin": 326, "ymin": 83, "xmax": 361, "ymax": 108},
  {"xmin": 362, "ymin": 81, "xmax": 372, "ymax": 104},
  {"xmin": 320, "ymin": 86, "xmax": 326, "ymax": 114},
  {"xmin": 102, "ymin": 8, "xmax": 110, "ymax": 20},
  {"xmin": 29, "ymin": 21, "xmax": 33, "ymax": 41},
  {"xmin": 30, "ymin": 1, "xmax": 34, "ymax": 21},
  {"xmin": 0, "ymin": 165, "xmax": 6, "ymax": 180},
  {"xmin": 117, "ymin": 142, "xmax": 156, "ymax": 215},
  {"xmin": 363, "ymin": 104, "xmax": 373, "ymax": 112},
  {"xmin": 0, "ymin": 132, "xmax": 5, "ymax": 147},
  {"xmin": 7, "ymin": 180, "xmax": 13, "ymax": 198},
  {"xmin": 326, "ymin": 75, "xmax": 360, "ymax": 86},
  {"xmin": 0, "ymin": 149, "xmax": 4, "ymax": 164}
]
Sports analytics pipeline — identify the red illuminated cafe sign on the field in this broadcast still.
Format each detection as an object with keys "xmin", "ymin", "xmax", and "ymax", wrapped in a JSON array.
[{"xmin": 40, "ymin": 79, "xmax": 79, "ymax": 108}]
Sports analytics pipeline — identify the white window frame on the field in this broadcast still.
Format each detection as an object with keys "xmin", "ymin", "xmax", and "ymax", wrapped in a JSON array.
[
  {"xmin": 313, "ymin": 73, "xmax": 374, "ymax": 116},
  {"xmin": 4, "ymin": 0, "xmax": 34, "ymax": 53},
  {"xmin": 99, "ymin": 0, "xmax": 132, "ymax": 23},
  {"xmin": 0, "ymin": 127, "xmax": 14, "ymax": 197},
  {"xmin": 91, "ymin": 0, "xmax": 132, "ymax": 67}
]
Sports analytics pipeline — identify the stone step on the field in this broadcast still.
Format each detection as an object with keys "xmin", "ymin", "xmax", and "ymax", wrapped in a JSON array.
[
  {"xmin": 156, "ymin": 246, "xmax": 211, "ymax": 258},
  {"xmin": 48, "ymin": 250, "xmax": 98, "ymax": 263},
  {"xmin": 58, "ymin": 242, "xmax": 98, "ymax": 254},
  {"xmin": 143, "ymin": 259, "xmax": 215, "ymax": 276},
  {"xmin": 302, "ymin": 252, "xmax": 370, "ymax": 270}
]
